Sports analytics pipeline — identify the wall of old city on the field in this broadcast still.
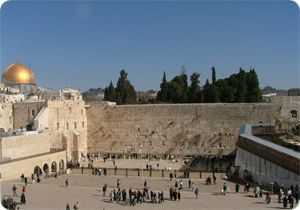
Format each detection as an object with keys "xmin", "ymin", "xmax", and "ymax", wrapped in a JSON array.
[
  {"xmin": 87, "ymin": 103, "xmax": 281, "ymax": 156},
  {"xmin": 0, "ymin": 103, "xmax": 13, "ymax": 132},
  {"xmin": 0, "ymin": 132, "xmax": 51, "ymax": 161}
]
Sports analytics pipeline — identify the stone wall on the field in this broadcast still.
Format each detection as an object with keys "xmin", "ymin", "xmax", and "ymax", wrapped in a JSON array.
[
  {"xmin": 13, "ymin": 101, "xmax": 46, "ymax": 129},
  {"xmin": 87, "ymin": 103, "xmax": 280, "ymax": 156},
  {"xmin": 43, "ymin": 100, "xmax": 88, "ymax": 160},
  {"xmin": 0, "ymin": 103, "xmax": 13, "ymax": 131},
  {"xmin": 0, "ymin": 150, "xmax": 66, "ymax": 180},
  {"xmin": 0, "ymin": 132, "xmax": 51, "ymax": 160}
]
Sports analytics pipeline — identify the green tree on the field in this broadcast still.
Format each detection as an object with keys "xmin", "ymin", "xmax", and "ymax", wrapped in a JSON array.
[
  {"xmin": 156, "ymin": 71, "xmax": 168, "ymax": 102},
  {"xmin": 214, "ymin": 79, "xmax": 234, "ymax": 102},
  {"xmin": 104, "ymin": 80, "xmax": 116, "ymax": 102},
  {"xmin": 245, "ymin": 69, "xmax": 262, "ymax": 102},
  {"xmin": 167, "ymin": 71, "xmax": 188, "ymax": 103},
  {"xmin": 115, "ymin": 69, "xmax": 137, "ymax": 104},
  {"xmin": 203, "ymin": 84, "xmax": 220, "ymax": 103},
  {"xmin": 189, "ymin": 72, "xmax": 201, "ymax": 102},
  {"xmin": 211, "ymin": 66, "xmax": 216, "ymax": 83},
  {"xmin": 236, "ymin": 68, "xmax": 247, "ymax": 102}
]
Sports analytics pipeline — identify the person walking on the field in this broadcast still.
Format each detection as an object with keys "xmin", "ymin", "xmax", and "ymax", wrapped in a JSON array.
[
  {"xmin": 66, "ymin": 203, "xmax": 70, "ymax": 210},
  {"xmin": 65, "ymin": 178, "xmax": 69, "ymax": 187}
]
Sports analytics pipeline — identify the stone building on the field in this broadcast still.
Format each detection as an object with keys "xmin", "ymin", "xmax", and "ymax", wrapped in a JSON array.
[
  {"xmin": 235, "ymin": 124, "xmax": 300, "ymax": 187},
  {"xmin": 0, "ymin": 62, "xmax": 87, "ymax": 180}
]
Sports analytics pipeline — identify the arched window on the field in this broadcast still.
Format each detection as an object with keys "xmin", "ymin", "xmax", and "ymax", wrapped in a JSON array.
[
  {"xmin": 43, "ymin": 163, "xmax": 49, "ymax": 174},
  {"xmin": 59, "ymin": 159, "xmax": 65, "ymax": 171},
  {"xmin": 51, "ymin": 161, "xmax": 57, "ymax": 172},
  {"xmin": 291, "ymin": 110, "xmax": 297, "ymax": 118}
]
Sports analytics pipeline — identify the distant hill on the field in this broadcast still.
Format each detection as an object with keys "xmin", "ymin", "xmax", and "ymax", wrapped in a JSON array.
[
  {"xmin": 262, "ymin": 86, "xmax": 287, "ymax": 96},
  {"xmin": 82, "ymin": 88, "xmax": 105, "ymax": 102}
]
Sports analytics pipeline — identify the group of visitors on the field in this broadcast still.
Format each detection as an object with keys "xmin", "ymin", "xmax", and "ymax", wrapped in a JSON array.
[
  {"xmin": 2, "ymin": 196, "xmax": 18, "ymax": 210},
  {"xmin": 277, "ymin": 184, "xmax": 299, "ymax": 209},
  {"xmin": 205, "ymin": 175, "xmax": 217, "ymax": 185}
]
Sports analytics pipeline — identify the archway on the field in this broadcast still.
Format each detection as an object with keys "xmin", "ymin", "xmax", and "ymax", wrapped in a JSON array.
[
  {"xmin": 59, "ymin": 159, "xmax": 65, "ymax": 171},
  {"xmin": 51, "ymin": 161, "xmax": 57, "ymax": 172},
  {"xmin": 291, "ymin": 110, "xmax": 298, "ymax": 118},
  {"xmin": 33, "ymin": 166, "xmax": 42, "ymax": 175},
  {"xmin": 43, "ymin": 163, "xmax": 49, "ymax": 174}
]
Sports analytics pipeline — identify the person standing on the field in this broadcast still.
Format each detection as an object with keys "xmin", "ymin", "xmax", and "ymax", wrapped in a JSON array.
[
  {"xmin": 22, "ymin": 186, "xmax": 26, "ymax": 193},
  {"xmin": 20, "ymin": 193, "xmax": 26, "ymax": 204},
  {"xmin": 188, "ymin": 179, "xmax": 191, "ymax": 188},
  {"xmin": 195, "ymin": 188, "xmax": 199, "ymax": 199},
  {"xmin": 65, "ymin": 178, "xmax": 69, "ymax": 187},
  {"xmin": 117, "ymin": 178, "xmax": 120, "ymax": 188},
  {"xmin": 12, "ymin": 185, "xmax": 17, "ymax": 197},
  {"xmin": 66, "ymin": 203, "xmax": 70, "ymax": 210},
  {"xmin": 103, "ymin": 184, "xmax": 107, "ymax": 197},
  {"xmin": 213, "ymin": 175, "xmax": 216, "ymax": 185},
  {"xmin": 223, "ymin": 183, "xmax": 227, "ymax": 196},
  {"xmin": 235, "ymin": 183, "xmax": 240, "ymax": 193},
  {"xmin": 73, "ymin": 202, "xmax": 79, "ymax": 210}
]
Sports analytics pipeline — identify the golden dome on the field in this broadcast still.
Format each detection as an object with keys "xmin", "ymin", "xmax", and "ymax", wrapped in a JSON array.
[{"xmin": 2, "ymin": 63, "xmax": 36, "ymax": 85}]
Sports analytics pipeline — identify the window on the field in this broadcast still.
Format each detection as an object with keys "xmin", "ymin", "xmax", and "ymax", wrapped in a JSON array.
[
  {"xmin": 74, "ymin": 122, "xmax": 77, "ymax": 129},
  {"xmin": 66, "ymin": 122, "xmax": 69, "ymax": 130},
  {"xmin": 291, "ymin": 110, "xmax": 297, "ymax": 118},
  {"xmin": 81, "ymin": 109, "xmax": 83, "ymax": 115},
  {"xmin": 56, "ymin": 122, "xmax": 59, "ymax": 130},
  {"xmin": 32, "ymin": 110, "xmax": 35, "ymax": 116},
  {"xmin": 82, "ymin": 121, "xmax": 85, "ymax": 128}
]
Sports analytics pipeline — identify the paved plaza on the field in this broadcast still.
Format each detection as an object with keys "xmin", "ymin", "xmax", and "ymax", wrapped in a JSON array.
[{"xmin": 1, "ymin": 174, "xmax": 296, "ymax": 210}]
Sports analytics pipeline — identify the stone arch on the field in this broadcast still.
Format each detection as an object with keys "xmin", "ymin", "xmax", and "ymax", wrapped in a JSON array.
[
  {"xmin": 43, "ymin": 163, "xmax": 49, "ymax": 174},
  {"xmin": 59, "ymin": 159, "xmax": 65, "ymax": 171},
  {"xmin": 51, "ymin": 161, "xmax": 57, "ymax": 172},
  {"xmin": 291, "ymin": 110, "xmax": 297, "ymax": 118},
  {"xmin": 33, "ymin": 166, "xmax": 42, "ymax": 175}
]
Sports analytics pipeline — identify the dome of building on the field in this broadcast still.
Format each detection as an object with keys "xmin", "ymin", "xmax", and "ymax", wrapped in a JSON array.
[{"xmin": 2, "ymin": 63, "xmax": 36, "ymax": 85}]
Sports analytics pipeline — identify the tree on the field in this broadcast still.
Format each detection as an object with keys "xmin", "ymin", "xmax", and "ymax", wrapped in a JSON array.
[
  {"xmin": 245, "ymin": 69, "xmax": 262, "ymax": 102},
  {"xmin": 115, "ymin": 69, "xmax": 137, "ymax": 104},
  {"xmin": 203, "ymin": 84, "xmax": 220, "ymax": 103},
  {"xmin": 156, "ymin": 71, "xmax": 168, "ymax": 102},
  {"xmin": 103, "ymin": 80, "xmax": 116, "ymax": 102},
  {"xmin": 167, "ymin": 71, "xmax": 188, "ymax": 103},
  {"xmin": 211, "ymin": 66, "xmax": 216, "ymax": 83},
  {"xmin": 236, "ymin": 68, "xmax": 247, "ymax": 102},
  {"xmin": 189, "ymin": 72, "xmax": 201, "ymax": 102}
]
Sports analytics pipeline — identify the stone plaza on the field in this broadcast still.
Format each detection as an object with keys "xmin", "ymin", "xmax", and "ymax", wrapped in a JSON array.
[{"xmin": 1, "ymin": 174, "xmax": 293, "ymax": 210}]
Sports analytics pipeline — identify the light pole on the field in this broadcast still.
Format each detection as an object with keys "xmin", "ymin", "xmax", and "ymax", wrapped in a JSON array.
[{"xmin": 139, "ymin": 144, "xmax": 143, "ymax": 180}]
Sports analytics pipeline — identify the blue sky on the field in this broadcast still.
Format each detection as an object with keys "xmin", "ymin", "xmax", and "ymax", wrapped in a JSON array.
[{"xmin": 1, "ymin": 1, "xmax": 299, "ymax": 91}]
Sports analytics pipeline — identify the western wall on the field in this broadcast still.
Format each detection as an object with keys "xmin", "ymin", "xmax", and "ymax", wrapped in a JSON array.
[{"xmin": 87, "ymin": 103, "xmax": 281, "ymax": 156}]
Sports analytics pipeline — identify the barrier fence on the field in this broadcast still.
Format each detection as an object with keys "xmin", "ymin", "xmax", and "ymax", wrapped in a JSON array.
[{"xmin": 69, "ymin": 167, "xmax": 226, "ymax": 180}]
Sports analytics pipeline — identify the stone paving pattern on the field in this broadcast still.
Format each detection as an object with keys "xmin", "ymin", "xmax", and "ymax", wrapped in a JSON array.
[{"xmin": 2, "ymin": 174, "xmax": 297, "ymax": 210}]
